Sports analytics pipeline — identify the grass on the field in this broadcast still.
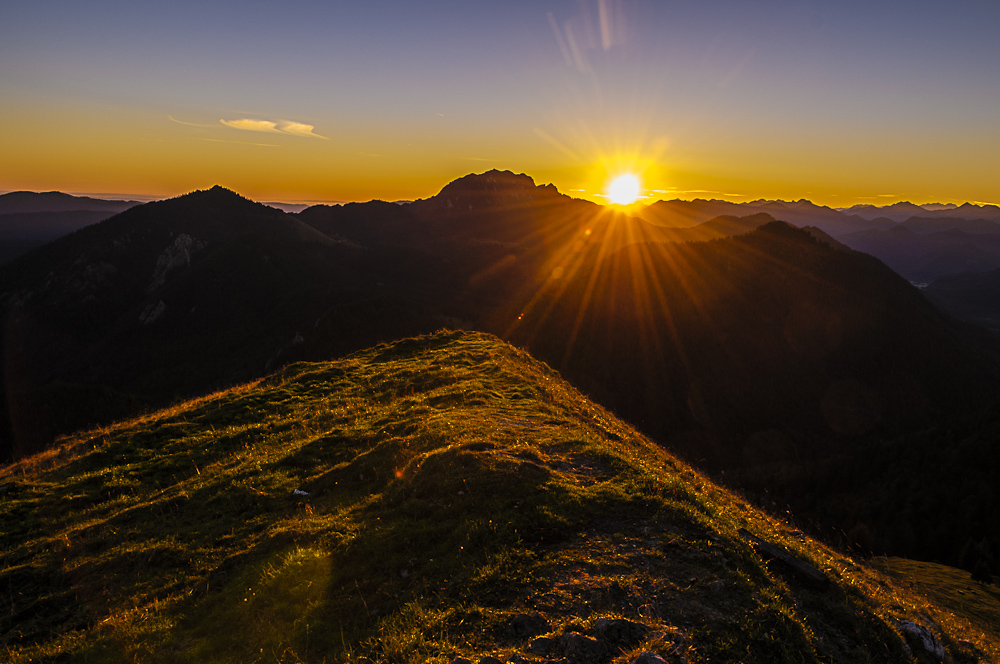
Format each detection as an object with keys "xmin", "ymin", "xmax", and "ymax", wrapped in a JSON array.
[
  {"xmin": 1, "ymin": 329, "xmax": 997, "ymax": 663},
  {"xmin": 877, "ymin": 557, "xmax": 1000, "ymax": 651}
]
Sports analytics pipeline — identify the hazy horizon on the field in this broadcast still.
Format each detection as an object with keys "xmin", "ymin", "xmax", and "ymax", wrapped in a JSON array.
[{"xmin": 1, "ymin": 177, "xmax": 996, "ymax": 211}]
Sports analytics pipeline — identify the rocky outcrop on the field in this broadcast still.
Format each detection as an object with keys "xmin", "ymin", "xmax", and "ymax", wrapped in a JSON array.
[
  {"xmin": 147, "ymin": 233, "xmax": 204, "ymax": 291},
  {"xmin": 898, "ymin": 620, "xmax": 945, "ymax": 661}
]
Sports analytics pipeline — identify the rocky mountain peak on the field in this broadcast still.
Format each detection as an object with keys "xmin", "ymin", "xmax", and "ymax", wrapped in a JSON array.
[{"xmin": 430, "ymin": 170, "xmax": 563, "ymax": 213}]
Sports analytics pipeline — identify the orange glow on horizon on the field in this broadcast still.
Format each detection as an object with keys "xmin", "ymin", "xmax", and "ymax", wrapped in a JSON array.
[{"xmin": 0, "ymin": 101, "xmax": 993, "ymax": 211}]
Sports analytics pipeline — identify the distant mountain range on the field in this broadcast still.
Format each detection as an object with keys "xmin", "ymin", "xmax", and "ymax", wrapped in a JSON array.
[
  {"xmin": 839, "ymin": 200, "xmax": 1000, "ymax": 223},
  {"xmin": 0, "ymin": 191, "xmax": 141, "ymax": 263},
  {"xmin": 0, "ymin": 190, "xmax": 140, "ymax": 215},
  {"xmin": 622, "ymin": 197, "xmax": 1000, "ymax": 328},
  {"xmin": 8, "ymin": 188, "xmax": 1000, "ymax": 297},
  {"xmin": 3, "ymin": 171, "xmax": 1000, "ymax": 574},
  {"xmin": 837, "ymin": 225, "xmax": 1000, "ymax": 284}
]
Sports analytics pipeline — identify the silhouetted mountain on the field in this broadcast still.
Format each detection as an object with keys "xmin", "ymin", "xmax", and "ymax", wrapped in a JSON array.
[
  {"xmin": 509, "ymin": 221, "xmax": 999, "ymax": 453},
  {"xmin": 0, "ymin": 191, "xmax": 143, "ymax": 263},
  {"xmin": 295, "ymin": 170, "xmax": 682, "ymax": 340},
  {"xmin": 3, "ymin": 174, "xmax": 637, "ymax": 457},
  {"xmin": 0, "ymin": 179, "xmax": 805, "ymax": 459},
  {"xmin": 0, "ymin": 186, "xmax": 434, "ymax": 457},
  {"xmin": 640, "ymin": 198, "xmax": 887, "ymax": 236},
  {"xmin": 644, "ymin": 199, "xmax": 1000, "ymax": 243},
  {"xmin": 952, "ymin": 202, "xmax": 1000, "ymax": 220},
  {"xmin": 740, "ymin": 199, "xmax": 873, "ymax": 234},
  {"xmin": 839, "ymin": 201, "xmax": 934, "ymax": 222},
  {"xmin": 298, "ymin": 169, "xmax": 582, "ymax": 251},
  {"xmin": 656, "ymin": 212, "xmax": 776, "ymax": 243},
  {"xmin": 842, "ymin": 201, "xmax": 1000, "ymax": 222},
  {"xmin": 419, "ymin": 168, "xmax": 564, "ymax": 213},
  {"xmin": 636, "ymin": 198, "xmax": 744, "ymax": 228},
  {"xmin": 789, "ymin": 210, "xmax": 894, "ymax": 236},
  {"xmin": 799, "ymin": 225, "xmax": 852, "ymax": 251},
  {"xmin": 0, "ymin": 190, "xmax": 139, "ymax": 215}
]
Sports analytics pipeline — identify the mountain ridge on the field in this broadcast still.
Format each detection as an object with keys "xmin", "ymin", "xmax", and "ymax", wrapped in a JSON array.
[
  {"xmin": 0, "ymin": 190, "xmax": 141, "ymax": 215},
  {"xmin": 1, "ymin": 329, "xmax": 992, "ymax": 663}
]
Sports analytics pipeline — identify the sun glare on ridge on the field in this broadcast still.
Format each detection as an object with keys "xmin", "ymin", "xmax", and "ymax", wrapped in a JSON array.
[{"xmin": 607, "ymin": 174, "xmax": 641, "ymax": 205}]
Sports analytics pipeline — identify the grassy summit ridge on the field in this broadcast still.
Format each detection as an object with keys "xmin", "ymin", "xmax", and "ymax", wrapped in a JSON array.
[{"xmin": 0, "ymin": 330, "xmax": 993, "ymax": 663}]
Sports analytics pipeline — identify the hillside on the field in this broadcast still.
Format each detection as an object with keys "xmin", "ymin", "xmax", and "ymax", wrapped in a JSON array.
[
  {"xmin": 1, "ymin": 330, "xmax": 992, "ymax": 663},
  {"xmin": 877, "ymin": 557, "xmax": 1000, "ymax": 640}
]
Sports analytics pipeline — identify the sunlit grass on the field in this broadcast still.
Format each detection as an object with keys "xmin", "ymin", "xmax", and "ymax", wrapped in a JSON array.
[
  {"xmin": 877, "ymin": 557, "xmax": 1000, "ymax": 658},
  {"xmin": 1, "ymin": 330, "xmax": 996, "ymax": 663}
]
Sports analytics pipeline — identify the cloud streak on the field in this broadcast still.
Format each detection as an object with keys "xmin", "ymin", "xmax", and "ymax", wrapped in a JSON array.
[
  {"xmin": 168, "ymin": 115, "xmax": 216, "ymax": 128},
  {"xmin": 220, "ymin": 118, "xmax": 328, "ymax": 139}
]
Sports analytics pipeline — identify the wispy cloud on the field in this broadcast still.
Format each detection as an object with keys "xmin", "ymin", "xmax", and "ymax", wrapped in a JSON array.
[
  {"xmin": 198, "ymin": 137, "xmax": 280, "ymax": 148},
  {"xmin": 220, "ymin": 118, "xmax": 328, "ymax": 139},
  {"xmin": 168, "ymin": 115, "xmax": 217, "ymax": 128}
]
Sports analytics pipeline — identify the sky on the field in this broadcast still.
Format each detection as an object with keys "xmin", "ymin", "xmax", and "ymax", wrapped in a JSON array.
[{"xmin": 1, "ymin": 0, "xmax": 998, "ymax": 207}]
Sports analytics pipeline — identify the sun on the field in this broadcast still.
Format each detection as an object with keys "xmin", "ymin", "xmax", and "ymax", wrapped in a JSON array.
[{"xmin": 607, "ymin": 174, "xmax": 642, "ymax": 205}]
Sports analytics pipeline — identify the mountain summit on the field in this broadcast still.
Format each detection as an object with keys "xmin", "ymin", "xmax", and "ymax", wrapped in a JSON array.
[{"xmin": 432, "ymin": 169, "xmax": 562, "ymax": 210}]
